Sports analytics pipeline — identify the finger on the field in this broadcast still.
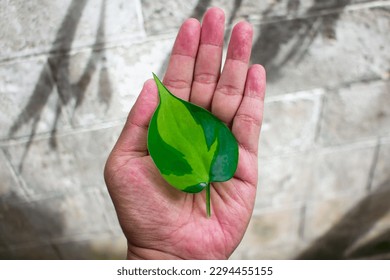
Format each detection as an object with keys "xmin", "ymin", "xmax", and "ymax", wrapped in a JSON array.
[
  {"xmin": 211, "ymin": 21, "xmax": 253, "ymax": 125},
  {"xmin": 232, "ymin": 64, "xmax": 266, "ymax": 183},
  {"xmin": 163, "ymin": 18, "xmax": 201, "ymax": 101},
  {"xmin": 190, "ymin": 7, "xmax": 225, "ymax": 110},
  {"xmin": 111, "ymin": 79, "xmax": 158, "ymax": 158}
]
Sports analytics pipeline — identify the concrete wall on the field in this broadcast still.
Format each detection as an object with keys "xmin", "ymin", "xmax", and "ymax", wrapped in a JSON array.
[{"xmin": 0, "ymin": 0, "xmax": 389, "ymax": 259}]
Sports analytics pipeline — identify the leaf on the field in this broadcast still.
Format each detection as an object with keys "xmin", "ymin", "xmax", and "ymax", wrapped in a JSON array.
[{"xmin": 147, "ymin": 73, "xmax": 239, "ymax": 216}]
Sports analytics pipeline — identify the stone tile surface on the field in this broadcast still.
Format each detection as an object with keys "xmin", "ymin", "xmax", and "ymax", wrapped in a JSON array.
[
  {"xmin": 0, "ymin": 0, "xmax": 144, "ymax": 60},
  {"xmin": 11, "ymin": 245, "xmax": 59, "ymax": 260},
  {"xmin": 256, "ymin": 154, "xmax": 313, "ymax": 210},
  {"xmin": 98, "ymin": 188, "xmax": 123, "ymax": 234},
  {"xmin": 371, "ymin": 140, "xmax": 390, "ymax": 191},
  {"xmin": 0, "ymin": 190, "xmax": 111, "ymax": 247},
  {"xmin": 0, "ymin": 149, "xmax": 25, "ymax": 201},
  {"xmin": 0, "ymin": 57, "xmax": 69, "ymax": 140},
  {"xmin": 260, "ymin": 91, "xmax": 322, "ymax": 158},
  {"xmin": 302, "ymin": 193, "xmax": 366, "ymax": 242},
  {"xmin": 238, "ymin": 0, "xmax": 374, "ymax": 22},
  {"xmin": 1, "ymin": 0, "xmax": 390, "ymax": 260},
  {"xmin": 55, "ymin": 38, "xmax": 174, "ymax": 127},
  {"xmin": 55, "ymin": 234, "xmax": 126, "ymax": 259},
  {"xmin": 141, "ymin": 0, "xmax": 375, "ymax": 34},
  {"xmin": 319, "ymin": 81, "xmax": 390, "ymax": 145},
  {"xmin": 4, "ymin": 125, "xmax": 121, "ymax": 196},
  {"xmin": 256, "ymin": 8, "xmax": 390, "ymax": 95},
  {"xmin": 299, "ymin": 178, "xmax": 390, "ymax": 259},
  {"xmin": 5, "ymin": 244, "xmax": 59, "ymax": 260},
  {"xmin": 141, "ymin": 0, "xmax": 198, "ymax": 34},
  {"xmin": 233, "ymin": 207, "xmax": 302, "ymax": 259},
  {"xmin": 257, "ymin": 144, "xmax": 375, "ymax": 210},
  {"xmin": 307, "ymin": 145, "xmax": 376, "ymax": 200},
  {"xmin": 347, "ymin": 207, "xmax": 390, "ymax": 259}
]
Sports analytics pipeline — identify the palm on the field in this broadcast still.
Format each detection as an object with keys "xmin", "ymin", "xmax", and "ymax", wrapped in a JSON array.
[
  {"xmin": 108, "ymin": 153, "xmax": 255, "ymax": 259},
  {"xmin": 104, "ymin": 8, "xmax": 266, "ymax": 259}
]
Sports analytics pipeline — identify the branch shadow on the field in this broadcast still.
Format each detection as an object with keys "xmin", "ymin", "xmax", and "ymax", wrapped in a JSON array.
[
  {"xmin": 8, "ymin": 0, "xmax": 112, "ymax": 171},
  {"xmin": 251, "ymin": 0, "xmax": 352, "ymax": 81},
  {"xmin": 159, "ymin": 0, "xmax": 351, "ymax": 82},
  {"xmin": 154, "ymin": 0, "xmax": 390, "ymax": 260},
  {"xmin": 297, "ymin": 179, "xmax": 390, "ymax": 259},
  {"xmin": 8, "ymin": 0, "xmax": 88, "ymax": 143}
]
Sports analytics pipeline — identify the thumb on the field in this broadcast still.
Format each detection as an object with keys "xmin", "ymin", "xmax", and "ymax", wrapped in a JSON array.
[{"xmin": 111, "ymin": 79, "xmax": 158, "ymax": 158}]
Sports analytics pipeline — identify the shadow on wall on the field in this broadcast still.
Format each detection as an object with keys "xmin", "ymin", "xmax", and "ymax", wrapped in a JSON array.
[
  {"xmin": 186, "ymin": 0, "xmax": 390, "ymax": 259},
  {"xmin": 0, "ymin": 194, "xmax": 64, "ymax": 259},
  {"xmin": 0, "ymin": 193, "xmax": 125, "ymax": 259},
  {"xmin": 8, "ymin": 0, "xmax": 112, "ymax": 171},
  {"xmin": 153, "ymin": 0, "xmax": 390, "ymax": 261},
  {"xmin": 297, "ymin": 179, "xmax": 390, "ymax": 260},
  {"xmin": 251, "ymin": 0, "xmax": 352, "ymax": 82},
  {"xmin": 2, "ymin": 0, "xmax": 114, "ymax": 260},
  {"xmin": 5, "ymin": 0, "xmax": 390, "ymax": 259},
  {"xmin": 158, "ymin": 0, "xmax": 352, "ymax": 80}
]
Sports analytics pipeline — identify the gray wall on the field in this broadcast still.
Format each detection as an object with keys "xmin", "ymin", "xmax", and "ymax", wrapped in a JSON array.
[{"xmin": 0, "ymin": 0, "xmax": 389, "ymax": 259}]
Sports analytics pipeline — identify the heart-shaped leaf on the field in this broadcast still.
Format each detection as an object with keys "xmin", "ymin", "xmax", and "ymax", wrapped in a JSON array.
[{"xmin": 147, "ymin": 74, "xmax": 238, "ymax": 216}]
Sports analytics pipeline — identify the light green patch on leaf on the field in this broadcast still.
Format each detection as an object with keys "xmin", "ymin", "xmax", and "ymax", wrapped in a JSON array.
[{"xmin": 147, "ymin": 73, "xmax": 238, "ymax": 216}]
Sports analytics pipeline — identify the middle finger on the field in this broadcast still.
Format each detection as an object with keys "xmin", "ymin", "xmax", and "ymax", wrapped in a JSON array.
[{"xmin": 190, "ymin": 7, "xmax": 225, "ymax": 110}]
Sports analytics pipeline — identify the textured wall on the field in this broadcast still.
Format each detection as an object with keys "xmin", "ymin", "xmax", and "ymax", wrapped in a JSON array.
[{"xmin": 0, "ymin": 0, "xmax": 389, "ymax": 259}]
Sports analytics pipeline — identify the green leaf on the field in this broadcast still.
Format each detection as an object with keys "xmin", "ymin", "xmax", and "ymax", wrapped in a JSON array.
[{"xmin": 147, "ymin": 73, "xmax": 239, "ymax": 216}]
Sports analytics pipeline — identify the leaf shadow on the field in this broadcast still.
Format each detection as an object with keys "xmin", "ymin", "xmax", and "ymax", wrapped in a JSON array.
[
  {"xmin": 251, "ymin": 0, "xmax": 352, "ymax": 82},
  {"xmin": 8, "ymin": 0, "xmax": 112, "ymax": 171},
  {"xmin": 153, "ymin": 0, "xmax": 390, "ymax": 260}
]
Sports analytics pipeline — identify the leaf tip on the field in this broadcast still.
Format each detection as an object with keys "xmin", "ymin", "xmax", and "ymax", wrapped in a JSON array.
[
  {"xmin": 152, "ymin": 72, "xmax": 161, "ymax": 85},
  {"xmin": 152, "ymin": 73, "xmax": 172, "ymax": 100}
]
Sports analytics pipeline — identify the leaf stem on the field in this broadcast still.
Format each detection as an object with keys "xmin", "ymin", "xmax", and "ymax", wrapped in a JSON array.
[{"xmin": 206, "ymin": 183, "xmax": 211, "ymax": 217}]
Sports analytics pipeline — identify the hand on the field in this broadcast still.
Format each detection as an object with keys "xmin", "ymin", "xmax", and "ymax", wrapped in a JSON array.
[{"xmin": 104, "ymin": 7, "xmax": 266, "ymax": 260}]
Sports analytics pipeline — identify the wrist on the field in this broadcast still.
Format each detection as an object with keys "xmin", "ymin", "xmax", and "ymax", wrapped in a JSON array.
[{"xmin": 127, "ymin": 244, "xmax": 183, "ymax": 260}]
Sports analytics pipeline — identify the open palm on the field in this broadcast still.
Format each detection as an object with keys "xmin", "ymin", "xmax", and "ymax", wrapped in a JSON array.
[{"xmin": 104, "ymin": 8, "xmax": 266, "ymax": 259}]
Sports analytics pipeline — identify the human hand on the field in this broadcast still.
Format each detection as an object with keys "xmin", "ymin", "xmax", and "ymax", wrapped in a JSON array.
[{"xmin": 104, "ymin": 7, "xmax": 266, "ymax": 260}]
